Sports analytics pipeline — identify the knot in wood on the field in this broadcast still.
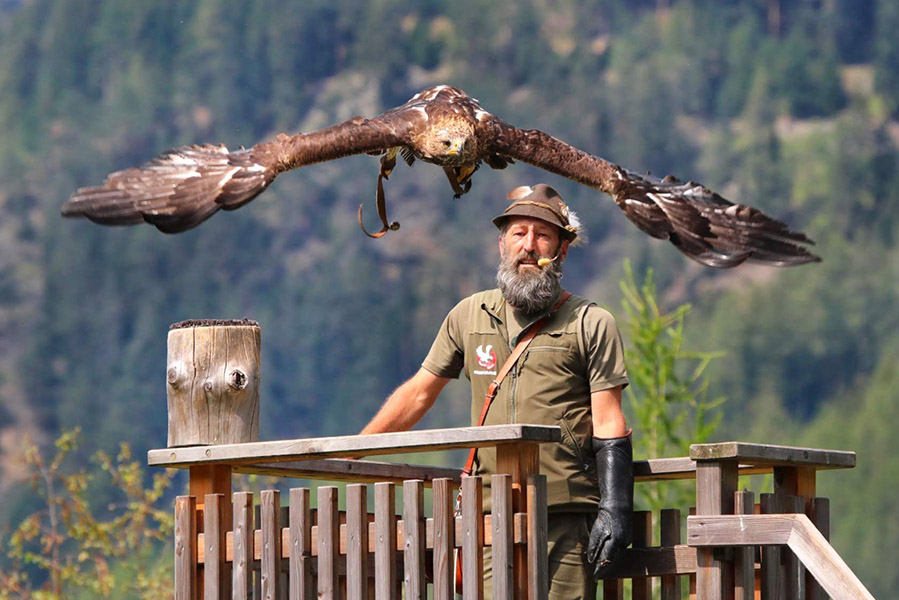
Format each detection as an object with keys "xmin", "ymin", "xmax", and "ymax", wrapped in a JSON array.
[
  {"xmin": 228, "ymin": 369, "xmax": 248, "ymax": 391},
  {"xmin": 166, "ymin": 363, "xmax": 184, "ymax": 388}
]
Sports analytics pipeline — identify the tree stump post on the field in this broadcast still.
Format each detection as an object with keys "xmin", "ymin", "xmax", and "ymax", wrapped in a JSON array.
[{"xmin": 167, "ymin": 318, "xmax": 260, "ymax": 600}]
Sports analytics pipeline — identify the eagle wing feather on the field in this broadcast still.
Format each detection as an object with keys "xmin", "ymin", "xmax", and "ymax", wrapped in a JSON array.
[
  {"xmin": 485, "ymin": 118, "xmax": 818, "ymax": 267},
  {"xmin": 62, "ymin": 112, "xmax": 419, "ymax": 233}
]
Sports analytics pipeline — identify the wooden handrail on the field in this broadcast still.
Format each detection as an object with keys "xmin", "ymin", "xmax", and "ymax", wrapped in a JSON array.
[
  {"xmin": 149, "ymin": 424, "xmax": 561, "ymax": 467},
  {"xmin": 690, "ymin": 441, "xmax": 855, "ymax": 469},
  {"xmin": 687, "ymin": 513, "xmax": 874, "ymax": 600}
]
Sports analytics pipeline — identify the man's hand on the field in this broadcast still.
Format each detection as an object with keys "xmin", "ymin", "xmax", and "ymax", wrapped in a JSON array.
[
  {"xmin": 586, "ymin": 432, "xmax": 634, "ymax": 578},
  {"xmin": 587, "ymin": 504, "xmax": 630, "ymax": 577}
]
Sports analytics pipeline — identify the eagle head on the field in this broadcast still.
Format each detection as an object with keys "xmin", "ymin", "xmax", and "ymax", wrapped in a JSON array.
[{"xmin": 419, "ymin": 115, "xmax": 477, "ymax": 165}]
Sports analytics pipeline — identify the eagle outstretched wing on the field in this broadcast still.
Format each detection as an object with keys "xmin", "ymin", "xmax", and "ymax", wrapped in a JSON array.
[
  {"xmin": 485, "ymin": 117, "xmax": 818, "ymax": 267},
  {"xmin": 62, "ymin": 114, "xmax": 418, "ymax": 233},
  {"xmin": 63, "ymin": 84, "xmax": 819, "ymax": 268}
]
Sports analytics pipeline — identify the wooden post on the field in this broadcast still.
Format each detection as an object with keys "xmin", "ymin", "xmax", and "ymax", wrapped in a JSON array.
[
  {"xmin": 695, "ymin": 459, "xmax": 738, "ymax": 600},
  {"xmin": 496, "ymin": 442, "xmax": 539, "ymax": 600},
  {"xmin": 168, "ymin": 319, "xmax": 258, "ymax": 598},
  {"xmin": 167, "ymin": 319, "xmax": 261, "ymax": 447}
]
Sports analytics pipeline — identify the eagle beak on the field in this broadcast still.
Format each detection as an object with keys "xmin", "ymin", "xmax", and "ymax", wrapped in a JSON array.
[{"xmin": 445, "ymin": 140, "xmax": 463, "ymax": 155}]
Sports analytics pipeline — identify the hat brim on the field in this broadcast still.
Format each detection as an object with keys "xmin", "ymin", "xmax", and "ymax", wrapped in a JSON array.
[{"xmin": 492, "ymin": 206, "xmax": 577, "ymax": 241}]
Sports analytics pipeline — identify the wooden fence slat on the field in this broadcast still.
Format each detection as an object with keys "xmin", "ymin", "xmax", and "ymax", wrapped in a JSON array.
[
  {"xmin": 204, "ymin": 494, "xmax": 230, "ymax": 600},
  {"xmin": 260, "ymin": 490, "xmax": 281, "ymax": 600},
  {"xmin": 175, "ymin": 496, "xmax": 197, "ymax": 600},
  {"xmin": 808, "ymin": 498, "xmax": 830, "ymax": 600},
  {"xmin": 759, "ymin": 493, "xmax": 784, "ymax": 600},
  {"xmin": 660, "ymin": 508, "xmax": 681, "ymax": 600},
  {"xmin": 232, "ymin": 492, "xmax": 253, "ymax": 600},
  {"xmin": 734, "ymin": 491, "xmax": 756, "ymax": 600},
  {"xmin": 461, "ymin": 475, "xmax": 484, "ymax": 600},
  {"xmin": 280, "ymin": 507, "xmax": 289, "ymax": 599},
  {"xmin": 374, "ymin": 482, "xmax": 397, "ymax": 600},
  {"xmin": 317, "ymin": 487, "xmax": 339, "ymax": 600},
  {"xmin": 632, "ymin": 510, "xmax": 652, "ymax": 600},
  {"xmin": 403, "ymin": 480, "xmax": 426, "ymax": 599},
  {"xmin": 526, "ymin": 474, "xmax": 548, "ymax": 600},
  {"xmin": 603, "ymin": 578, "xmax": 624, "ymax": 599},
  {"xmin": 347, "ymin": 484, "xmax": 369, "ymax": 600},
  {"xmin": 289, "ymin": 488, "xmax": 312, "ymax": 600},
  {"xmin": 785, "ymin": 496, "xmax": 806, "ymax": 600},
  {"xmin": 432, "ymin": 478, "xmax": 455, "ymax": 600},
  {"xmin": 491, "ymin": 474, "xmax": 514, "ymax": 600},
  {"xmin": 252, "ymin": 505, "xmax": 261, "ymax": 600}
]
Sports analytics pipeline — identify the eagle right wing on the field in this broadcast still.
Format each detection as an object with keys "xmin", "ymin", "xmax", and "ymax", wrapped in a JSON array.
[
  {"xmin": 485, "ymin": 117, "xmax": 819, "ymax": 268},
  {"xmin": 62, "ymin": 112, "xmax": 419, "ymax": 233}
]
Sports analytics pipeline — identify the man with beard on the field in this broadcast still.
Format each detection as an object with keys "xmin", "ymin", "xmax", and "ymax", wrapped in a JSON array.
[{"xmin": 361, "ymin": 184, "xmax": 632, "ymax": 599}]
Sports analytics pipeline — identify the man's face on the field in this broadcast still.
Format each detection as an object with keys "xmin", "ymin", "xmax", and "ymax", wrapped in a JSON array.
[
  {"xmin": 498, "ymin": 216, "xmax": 568, "ymax": 271},
  {"xmin": 496, "ymin": 216, "xmax": 570, "ymax": 315}
]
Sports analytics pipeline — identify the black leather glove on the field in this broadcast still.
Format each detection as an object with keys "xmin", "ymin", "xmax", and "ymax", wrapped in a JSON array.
[{"xmin": 586, "ymin": 431, "xmax": 634, "ymax": 578}]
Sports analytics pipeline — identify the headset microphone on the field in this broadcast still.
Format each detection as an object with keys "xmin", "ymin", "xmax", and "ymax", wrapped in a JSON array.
[{"xmin": 537, "ymin": 253, "xmax": 560, "ymax": 268}]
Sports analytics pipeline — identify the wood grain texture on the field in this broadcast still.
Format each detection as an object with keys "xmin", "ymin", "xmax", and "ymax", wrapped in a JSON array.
[
  {"xmin": 174, "ymin": 496, "xmax": 197, "ymax": 600},
  {"xmin": 495, "ymin": 443, "xmax": 538, "ymax": 599},
  {"xmin": 595, "ymin": 545, "xmax": 699, "ymax": 578},
  {"xmin": 690, "ymin": 442, "xmax": 854, "ymax": 469},
  {"xmin": 660, "ymin": 508, "xmax": 682, "ymax": 600},
  {"xmin": 167, "ymin": 324, "xmax": 260, "ymax": 447},
  {"xmin": 461, "ymin": 476, "xmax": 484, "ymax": 600},
  {"xmin": 808, "ymin": 498, "xmax": 830, "ymax": 600},
  {"xmin": 374, "ymin": 482, "xmax": 397, "ymax": 600},
  {"xmin": 687, "ymin": 513, "xmax": 874, "ymax": 600},
  {"xmin": 232, "ymin": 492, "xmax": 253, "ymax": 600},
  {"xmin": 402, "ymin": 480, "xmax": 425, "ymax": 599},
  {"xmin": 432, "ymin": 478, "xmax": 454, "ymax": 600},
  {"xmin": 784, "ymin": 496, "xmax": 806, "ymax": 600},
  {"xmin": 631, "ymin": 510, "xmax": 652, "ymax": 600},
  {"xmin": 526, "ymin": 475, "xmax": 548, "ymax": 600},
  {"xmin": 491, "ymin": 475, "xmax": 514, "ymax": 600},
  {"xmin": 733, "ymin": 491, "xmax": 755, "ymax": 600},
  {"xmin": 151, "ymin": 424, "xmax": 560, "ymax": 467},
  {"xmin": 203, "ymin": 494, "xmax": 229, "ymax": 600},
  {"xmin": 759, "ymin": 493, "xmax": 784, "ymax": 600},
  {"xmin": 317, "ymin": 487, "xmax": 339, "ymax": 600},
  {"xmin": 346, "ymin": 484, "xmax": 369, "ymax": 600},
  {"xmin": 260, "ymin": 490, "xmax": 280, "ymax": 600},
  {"xmin": 234, "ymin": 458, "xmax": 462, "ymax": 484},
  {"xmin": 695, "ymin": 460, "xmax": 738, "ymax": 600},
  {"xmin": 289, "ymin": 488, "xmax": 313, "ymax": 600}
]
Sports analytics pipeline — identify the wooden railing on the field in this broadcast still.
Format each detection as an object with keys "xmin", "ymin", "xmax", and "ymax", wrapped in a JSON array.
[
  {"xmin": 152, "ymin": 424, "xmax": 558, "ymax": 600},
  {"xmin": 150, "ymin": 432, "xmax": 871, "ymax": 599}
]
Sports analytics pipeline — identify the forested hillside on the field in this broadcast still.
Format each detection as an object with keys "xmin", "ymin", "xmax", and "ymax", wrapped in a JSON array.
[{"xmin": 1, "ymin": 0, "xmax": 898, "ymax": 594}]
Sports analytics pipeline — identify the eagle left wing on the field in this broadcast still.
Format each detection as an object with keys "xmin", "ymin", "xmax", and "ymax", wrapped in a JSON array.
[
  {"xmin": 62, "ymin": 112, "xmax": 420, "ymax": 234},
  {"xmin": 484, "ymin": 117, "xmax": 819, "ymax": 268}
]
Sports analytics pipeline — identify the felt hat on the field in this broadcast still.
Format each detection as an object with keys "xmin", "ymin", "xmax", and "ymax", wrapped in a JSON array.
[{"xmin": 492, "ymin": 184, "xmax": 578, "ymax": 241}]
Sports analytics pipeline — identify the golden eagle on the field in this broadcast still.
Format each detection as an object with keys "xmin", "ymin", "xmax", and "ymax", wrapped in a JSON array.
[{"xmin": 62, "ymin": 85, "xmax": 818, "ymax": 268}]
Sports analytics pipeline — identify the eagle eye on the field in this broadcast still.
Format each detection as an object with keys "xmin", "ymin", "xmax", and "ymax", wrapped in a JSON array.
[{"xmin": 442, "ymin": 140, "xmax": 451, "ymax": 148}]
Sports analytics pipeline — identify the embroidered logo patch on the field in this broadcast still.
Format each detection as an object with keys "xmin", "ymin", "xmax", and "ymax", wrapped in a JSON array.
[{"xmin": 475, "ymin": 344, "xmax": 496, "ymax": 371}]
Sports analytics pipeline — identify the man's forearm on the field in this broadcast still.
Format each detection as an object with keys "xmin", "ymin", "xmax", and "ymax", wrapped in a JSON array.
[
  {"xmin": 360, "ymin": 368, "xmax": 449, "ymax": 434},
  {"xmin": 361, "ymin": 391, "xmax": 429, "ymax": 434}
]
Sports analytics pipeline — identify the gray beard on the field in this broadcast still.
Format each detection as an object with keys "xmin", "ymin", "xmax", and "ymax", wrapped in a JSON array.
[{"xmin": 496, "ymin": 250, "xmax": 564, "ymax": 317}]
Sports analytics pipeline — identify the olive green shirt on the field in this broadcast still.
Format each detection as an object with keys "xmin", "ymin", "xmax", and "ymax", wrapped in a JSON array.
[{"xmin": 422, "ymin": 289, "xmax": 628, "ymax": 512}]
